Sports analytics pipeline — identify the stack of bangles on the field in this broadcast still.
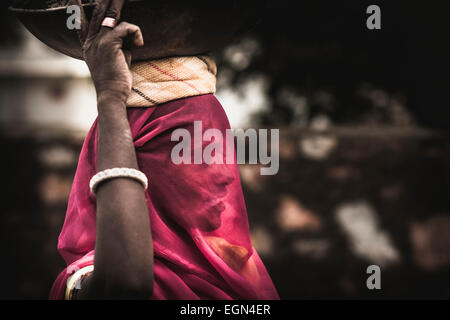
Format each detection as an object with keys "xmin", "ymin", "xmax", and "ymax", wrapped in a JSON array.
[{"xmin": 89, "ymin": 168, "xmax": 148, "ymax": 194}]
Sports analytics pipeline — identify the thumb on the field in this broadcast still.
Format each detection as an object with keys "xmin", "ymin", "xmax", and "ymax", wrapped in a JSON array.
[{"xmin": 111, "ymin": 22, "xmax": 144, "ymax": 47}]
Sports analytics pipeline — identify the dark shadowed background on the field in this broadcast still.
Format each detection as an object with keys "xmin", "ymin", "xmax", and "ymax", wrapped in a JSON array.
[{"xmin": 1, "ymin": 0, "xmax": 450, "ymax": 299}]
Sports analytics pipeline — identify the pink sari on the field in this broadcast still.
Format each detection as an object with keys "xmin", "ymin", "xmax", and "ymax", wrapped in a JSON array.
[{"xmin": 49, "ymin": 94, "xmax": 279, "ymax": 299}]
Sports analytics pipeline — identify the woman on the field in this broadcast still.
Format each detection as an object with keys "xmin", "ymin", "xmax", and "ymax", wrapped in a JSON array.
[{"xmin": 49, "ymin": 0, "xmax": 279, "ymax": 300}]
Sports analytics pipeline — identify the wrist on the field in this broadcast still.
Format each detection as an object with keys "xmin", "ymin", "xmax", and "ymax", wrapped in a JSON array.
[
  {"xmin": 97, "ymin": 90, "xmax": 128, "ymax": 104},
  {"xmin": 97, "ymin": 92, "xmax": 127, "ymax": 111}
]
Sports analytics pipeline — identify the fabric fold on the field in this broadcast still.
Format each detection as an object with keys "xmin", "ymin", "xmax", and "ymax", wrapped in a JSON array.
[{"xmin": 49, "ymin": 56, "xmax": 278, "ymax": 300}]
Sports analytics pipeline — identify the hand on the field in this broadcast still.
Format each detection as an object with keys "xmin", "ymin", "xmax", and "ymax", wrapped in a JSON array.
[{"xmin": 69, "ymin": 0, "xmax": 144, "ymax": 104}]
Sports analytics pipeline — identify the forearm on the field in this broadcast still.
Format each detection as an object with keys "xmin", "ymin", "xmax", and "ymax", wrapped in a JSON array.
[
  {"xmin": 78, "ymin": 96, "xmax": 153, "ymax": 299},
  {"xmin": 97, "ymin": 95, "xmax": 138, "ymax": 170},
  {"xmin": 66, "ymin": 0, "xmax": 151, "ymax": 299}
]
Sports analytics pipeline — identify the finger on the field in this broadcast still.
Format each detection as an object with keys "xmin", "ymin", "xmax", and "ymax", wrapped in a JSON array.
[
  {"xmin": 68, "ymin": 0, "xmax": 88, "ymax": 44},
  {"xmin": 98, "ymin": 0, "xmax": 126, "ymax": 34},
  {"xmin": 105, "ymin": 0, "xmax": 126, "ymax": 21},
  {"xmin": 87, "ymin": 0, "xmax": 112, "ymax": 40},
  {"xmin": 110, "ymin": 22, "xmax": 144, "ymax": 47}
]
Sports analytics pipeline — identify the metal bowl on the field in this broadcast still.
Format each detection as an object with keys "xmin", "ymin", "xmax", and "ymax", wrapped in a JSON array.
[{"xmin": 9, "ymin": 0, "xmax": 260, "ymax": 61}]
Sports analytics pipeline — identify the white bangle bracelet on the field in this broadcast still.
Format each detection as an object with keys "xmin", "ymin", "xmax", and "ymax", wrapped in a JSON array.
[{"xmin": 89, "ymin": 168, "xmax": 148, "ymax": 194}]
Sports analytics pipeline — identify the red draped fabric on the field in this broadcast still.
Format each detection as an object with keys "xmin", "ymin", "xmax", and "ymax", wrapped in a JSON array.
[{"xmin": 49, "ymin": 94, "xmax": 279, "ymax": 300}]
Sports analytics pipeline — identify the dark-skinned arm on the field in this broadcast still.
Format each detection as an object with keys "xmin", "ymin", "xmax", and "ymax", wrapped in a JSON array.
[
  {"xmin": 68, "ymin": 0, "xmax": 153, "ymax": 299},
  {"xmin": 75, "ymin": 96, "xmax": 154, "ymax": 300}
]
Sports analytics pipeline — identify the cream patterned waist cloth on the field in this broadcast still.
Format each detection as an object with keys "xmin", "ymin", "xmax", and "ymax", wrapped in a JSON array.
[{"xmin": 126, "ymin": 55, "xmax": 217, "ymax": 107}]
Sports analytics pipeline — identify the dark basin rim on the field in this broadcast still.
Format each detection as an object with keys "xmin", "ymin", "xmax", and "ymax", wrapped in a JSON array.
[{"xmin": 8, "ymin": 0, "xmax": 144, "ymax": 13}]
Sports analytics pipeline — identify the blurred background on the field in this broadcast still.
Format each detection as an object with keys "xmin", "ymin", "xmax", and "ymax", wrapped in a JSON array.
[{"xmin": 1, "ymin": 1, "xmax": 450, "ymax": 299}]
